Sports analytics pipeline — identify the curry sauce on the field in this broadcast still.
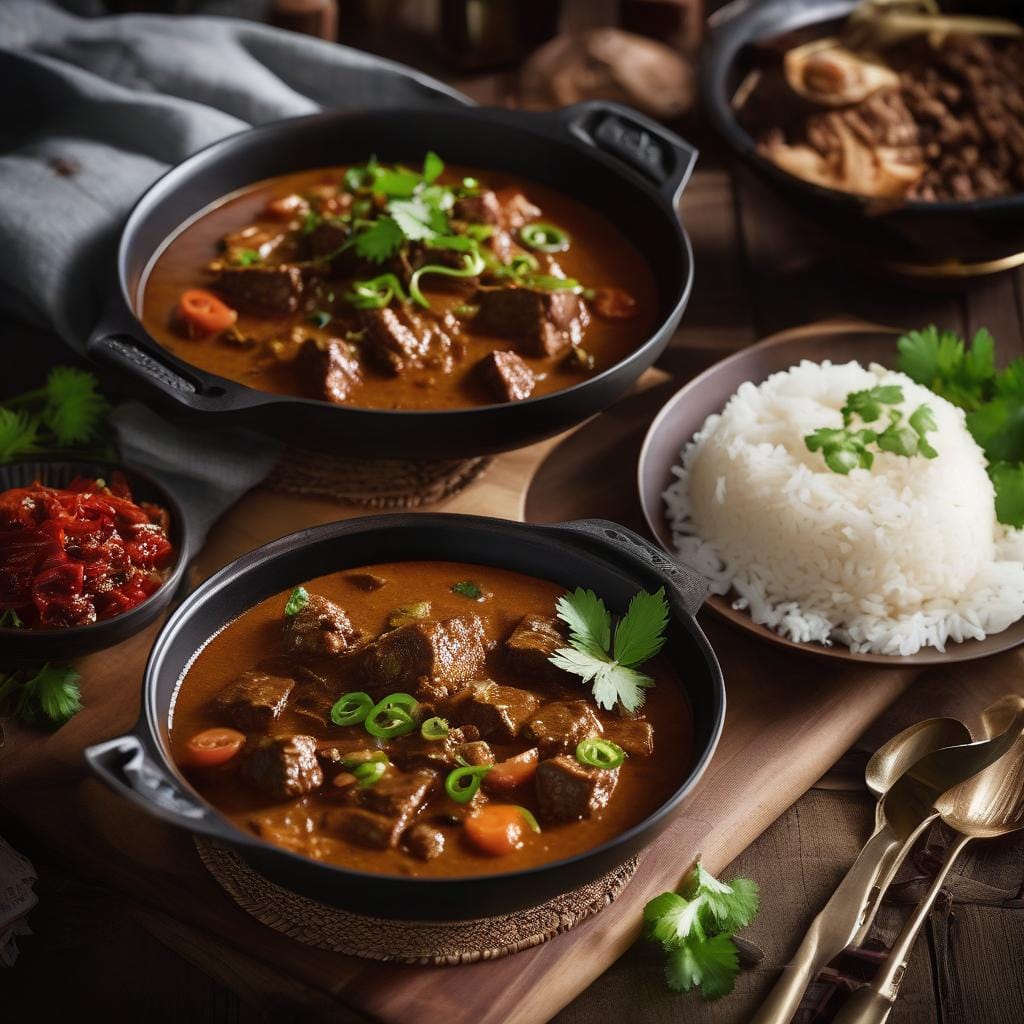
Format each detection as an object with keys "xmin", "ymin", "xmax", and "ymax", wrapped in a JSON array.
[{"xmin": 169, "ymin": 561, "xmax": 693, "ymax": 878}]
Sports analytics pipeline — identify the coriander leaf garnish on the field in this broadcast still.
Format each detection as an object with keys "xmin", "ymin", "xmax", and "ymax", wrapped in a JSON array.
[
  {"xmin": 644, "ymin": 862, "xmax": 760, "ymax": 1001},
  {"xmin": 452, "ymin": 580, "xmax": 483, "ymax": 600},
  {"xmin": 347, "ymin": 216, "xmax": 404, "ymax": 263},
  {"xmin": 0, "ymin": 663, "xmax": 83, "ymax": 729},
  {"xmin": 841, "ymin": 384, "xmax": 904, "ymax": 425},
  {"xmin": 232, "ymin": 247, "xmax": 262, "ymax": 267},
  {"xmin": 422, "ymin": 150, "xmax": 444, "ymax": 184},
  {"xmin": 549, "ymin": 587, "xmax": 668, "ymax": 713},
  {"xmin": 284, "ymin": 586, "xmax": 309, "ymax": 617},
  {"xmin": 990, "ymin": 461, "xmax": 1024, "ymax": 528}
]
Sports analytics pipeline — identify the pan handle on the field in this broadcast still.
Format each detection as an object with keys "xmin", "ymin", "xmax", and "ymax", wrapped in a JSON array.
[
  {"xmin": 550, "ymin": 518, "xmax": 708, "ymax": 616},
  {"xmin": 85, "ymin": 734, "xmax": 230, "ymax": 840},
  {"xmin": 86, "ymin": 330, "xmax": 240, "ymax": 411},
  {"xmin": 555, "ymin": 101, "xmax": 698, "ymax": 208}
]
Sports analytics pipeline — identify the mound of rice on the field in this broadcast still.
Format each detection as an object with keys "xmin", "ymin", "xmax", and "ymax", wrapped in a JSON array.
[{"xmin": 664, "ymin": 360, "xmax": 1024, "ymax": 655}]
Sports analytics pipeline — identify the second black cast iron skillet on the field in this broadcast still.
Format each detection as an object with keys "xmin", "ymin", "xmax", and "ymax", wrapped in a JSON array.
[
  {"xmin": 87, "ymin": 101, "xmax": 697, "ymax": 458},
  {"xmin": 85, "ymin": 514, "xmax": 724, "ymax": 921}
]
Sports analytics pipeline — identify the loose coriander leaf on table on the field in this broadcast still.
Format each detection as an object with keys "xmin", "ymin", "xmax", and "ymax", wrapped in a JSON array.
[
  {"xmin": 665, "ymin": 934, "xmax": 740, "ymax": 998},
  {"xmin": 43, "ymin": 366, "xmax": 109, "ymax": 446},
  {"xmin": 686, "ymin": 863, "xmax": 760, "ymax": 932},
  {"xmin": 990, "ymin": 461, "xmax": 1024, "ymax": 529},
  {"xmin": 2, "ymin": 664, "xmax": 83, "ymax": 728},
  {"xmin": 0, "ymin": 408, "xmax": 40, "ymax": 460}
]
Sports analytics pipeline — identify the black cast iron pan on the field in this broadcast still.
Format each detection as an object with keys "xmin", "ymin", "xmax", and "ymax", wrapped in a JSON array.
[
  {"xmin": 87, "ymin": 102, "xmax": 697, "ymax": 458},
  {"xmin": 85, "ymin": 514, "xmax": 724, "ymax": 921}
]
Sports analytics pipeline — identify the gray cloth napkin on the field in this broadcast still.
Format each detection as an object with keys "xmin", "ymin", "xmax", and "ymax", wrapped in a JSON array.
[{"xmin": 0, "ymin": 0, "xmax": 466, "ymax": 544}]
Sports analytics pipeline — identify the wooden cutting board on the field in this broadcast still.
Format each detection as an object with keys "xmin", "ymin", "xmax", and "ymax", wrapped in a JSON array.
[{"xmin": 0, "ymin": 329, "xmax": 923, "ymax": 1024}]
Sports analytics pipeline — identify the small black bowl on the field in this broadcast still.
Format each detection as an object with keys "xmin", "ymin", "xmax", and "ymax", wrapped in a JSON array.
[
  {"xmin": 0, "ymin": 459, "xmax": 190, "ymax": 660},
  {"xmin": 85, "ymin": 514, "xmax": 723, "ymax": 921},
  {"xmin": 703, "ymin": 0, "xmax": 1024, "ymax": 272}
]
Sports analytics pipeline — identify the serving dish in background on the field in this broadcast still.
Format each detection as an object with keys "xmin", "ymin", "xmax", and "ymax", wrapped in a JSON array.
[
  {"xmin": 85, "ymin": 513, "xmax": 724, "ymax": 920},
  {"xmin": 87, "ymin": 101, "xmax": 697, "ymax": 459},
  {"xmin": 0, "ymin": 458, "xmax": 190, "ymax": 659},
  {"xmin": 637, "ymin": 326, "xmax": 1024, "ymax": 666},
  {"xmin": 703, "ymin": 0, "xmax": 1024, "ymax": 274}
]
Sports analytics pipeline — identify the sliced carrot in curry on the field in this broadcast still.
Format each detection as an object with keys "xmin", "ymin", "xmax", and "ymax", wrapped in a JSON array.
[
  {"xmin": 483, "ymin": 748, "xmax": 539, "ymax": 793},
  {"xmin": 177, "ymin": 288, "xmax": 238, "ymax": 334},
  {"xmin": 464, "ymin": 804, "xmax": 528, "ymax": 856}
]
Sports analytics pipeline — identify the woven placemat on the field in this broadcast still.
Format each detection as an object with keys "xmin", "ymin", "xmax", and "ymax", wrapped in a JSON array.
[
  {"xmin": 265, "ymin": 449, "xmax": 493, "ymax": 508},
  {"xmin": 195, "ymin": 838, "xmax": 640, "ymax": 965}
]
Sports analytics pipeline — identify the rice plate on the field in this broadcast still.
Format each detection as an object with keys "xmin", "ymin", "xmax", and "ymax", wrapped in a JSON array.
[{"xmin": 664, "ymin": 360, "xmax": 1024, "ymax": 655}]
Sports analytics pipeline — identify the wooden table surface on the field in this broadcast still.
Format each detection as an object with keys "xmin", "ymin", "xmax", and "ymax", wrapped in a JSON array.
[{"xmin": 6, "ymin": 10, "xmax": 1024, "ymax": 1023}]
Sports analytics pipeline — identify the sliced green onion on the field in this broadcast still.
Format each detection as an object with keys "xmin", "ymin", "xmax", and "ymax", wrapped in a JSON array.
[
  {"xmin": 575, "ymin": 737, "xmax": 626, "ymax": 770},
  {"xmin": 353, "ymin": 760, "xmax": 387, "ymax": 788},
  {"xmin": 300, "ymin": 209, "xmax": 322, "ymax": 235},
  {"xmin": 520, "ymin": 222, "xmax": 570, "ymax": 253},
  {"xmin": 330, "ymin": 691, "xmax": 374, "ymax": 727},
  {"xmin": 344, "ymin": 162, "xmax": 377, "ymax": 193},
  {"xmin": 284, "ymin": 586, "xmax": 309, "ymax": 617},
  {"xmin": 526, "ymin": 274, "xmax": 583, "ymax": 293},
  {"xmin": 514, "ymin": 806, "xmax": 542, "ymax": 834},
  {"xmin": 341, "ymin": 751, "xmax": 389, "ymax": 769},
  {"xmin": 445, "ymin": 763, "xmax": 492, "ymax": 804},
  {"xmin": 494, "ymin": 252, "xmax": 539, "ymax": 279},
  {"xmin": 421, "ymin": 716, "xmax": 450, "ymax": 741},
  {"xmin": 408, "ymin": 251, "xmax": 486, "ymax": 308},
  {"xmin": 461, "ymin": 176, "xmax": 479, "ymax": 190},
  {"xmin": 344, "ymin": 273, "xmax": 408, "ymax": 310},
  {"xmin": 464, "ymin": 223, "xmax": 493, "ymax": 241},
  {"xmin": 232, "ymin": 247, "xmax": 262, "ymax": 267},
  {"xmin": 365, "ymin": 693, "xmax": 419, "ymax": 739}
]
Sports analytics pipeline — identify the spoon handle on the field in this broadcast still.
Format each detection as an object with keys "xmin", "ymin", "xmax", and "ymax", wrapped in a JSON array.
[
  {"xmin": 832, "ymin": 834, "xmax": 973, "ymax": 1024},
  {"xmin": 750, "ymin": 824, "xmax": 902, "ymax": 1024}
]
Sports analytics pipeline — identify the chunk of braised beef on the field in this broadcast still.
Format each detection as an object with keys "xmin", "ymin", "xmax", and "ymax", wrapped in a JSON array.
[
  {"xmin": 288, "ymin": 678, "xmax": 340, "ymax": 726},
  {"xmin": 359, "ymin": 307, "xmax": 461, "ymax": 376},
  {"xmin": 360, "ymin": 614, "xmax": 487, "ymax": 702},
  {"xmin": 213, "ymin": 669, "xmax": 294, "ymax": 731},
  {"xmin": 222, "ymin": 224, "xmax": 286, "ymax": 262},
  {"xmin": 303, "ymin": 219, "xmax": 349, "ymax": 261},
  {"xmin": 453, "ymin": 190, "xmax": 502, "ymax": 225},
  {"xmin": 390, "ymin": 725, "xmax": 475, "ymax": 771},
  {"xmin": 448, "ymin": 682, "xmax": 541, "ymax": 740},
  {"xmin": 601, "ymin": 717, "xmax": 654, "ymax": 757},
  {"xmin": 315, "ymin": 744, "xmax": 384, "ymax": 772},
  {"xmin": 506, "ymin": 613, "xmax": 568, "ymax": 677},
  {"xmin": 357, "ymin": 767, "xmax": 437, "ymax": 823},
  {"xmin": 284, "ymin": 594, "xmax": 362, "ymax": 657},
  {"xmin": 526, "ymin": 700, "xmax": 603, "ymax": 755},
  {"xmin": 404, "ymin": 822, "xmax": 446, "ymax": 861},
  {"xmin": 474, "ymin": 287, "xmax": 585, "ymax": 358},
  {"xmin": 242, "ymin": 735, "xmax": 324, "ymax": 800},
  {"xmin": 535, "ymin": 754, "xmax": 618, "ymax": 823},
  {"xmin": 247, "ymin": 802, "xmax": 321, "ymax": 854},
  {"xmin": 344, "ymin": 572, "xmax": 387, "ymax": 591},
  {"xmin": 477, "ymin": 350, "xmax": 536, "ymax": 403},
  {"xmin": 455, "ymin": 739, "xmax": 494, "ymax": 766},
  {"xmin": 294, "ymin": 337, "xmax": 361, "ymax": 404},
  {"xmin": 495, "ymin": 188, "xmax": 542, "ymax": 229},
  {"xmin": 324, "ymin": 807, "xmax": 404, "ymax": 849},
  {"xmin": 214, "ymin": 264, "xmax": 304, "ymax": 314}
]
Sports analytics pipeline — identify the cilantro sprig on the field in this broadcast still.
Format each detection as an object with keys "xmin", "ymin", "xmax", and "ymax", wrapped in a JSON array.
[
  {"xmin": 897, "ymin": 325, "xmax": 1024, "ymax": 527},
  {"xmin": 0, "ymin": 366, "xmax": 110, "ymax": 462},
  {"xmin": 548, "ymin": 587, "xmax": 669, "ymax": 714},
  {"xmin": 644, "ymin": 862, "xmax": 760, "ymax": 1000},
  {"xmin": 0, "ymin": 663, "xmax": 83, "ymax": 729},
  {"xmin": 805, "ymin": 384, "xmax": 938, "ymax": 475}
]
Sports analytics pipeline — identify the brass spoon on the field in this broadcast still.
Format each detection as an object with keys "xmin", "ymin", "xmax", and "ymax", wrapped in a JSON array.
[
  {"xmin": 752, "ymin": 699, "xmax": 1024, "ymax": 1024},
  {"xmin": 750, "ymin": 716, "xmax": 968, "ymax": 1024},
  {"xmin": 834, "ymin": 696, "xmax": 1024, "ymax": 1024}
]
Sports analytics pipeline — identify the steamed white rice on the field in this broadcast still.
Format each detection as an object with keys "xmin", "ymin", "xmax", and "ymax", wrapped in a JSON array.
[{"xmin": 663, "ymin": 359, "xmax": 1024, "ymax": 655}]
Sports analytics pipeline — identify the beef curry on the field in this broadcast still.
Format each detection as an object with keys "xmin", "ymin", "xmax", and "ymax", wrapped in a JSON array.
[
  {"xmin": 170, "ymin": 561, "xmax": 693, "ymax": 877},
  {"xmin": 140, "ymin": 154, "xmax": 658, "ymax": 411}
]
